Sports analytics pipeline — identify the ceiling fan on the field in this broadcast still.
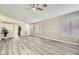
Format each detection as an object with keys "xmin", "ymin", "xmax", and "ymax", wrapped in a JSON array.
[{"xmin": 26, "ymin": 4, "xmax": 47, "ymax": 13}]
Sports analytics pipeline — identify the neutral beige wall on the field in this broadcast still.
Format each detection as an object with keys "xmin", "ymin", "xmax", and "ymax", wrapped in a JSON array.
[
  {"xmin": 31, "ymin": 11, "xmax": 79, "ymax": 45},
  {"xmin": 33, "ymin": 17, "xmax": 61, "ymax": 37},
  {"xmin": 31, "ymin": 17, "xmax": 62, "ymax": 41}
]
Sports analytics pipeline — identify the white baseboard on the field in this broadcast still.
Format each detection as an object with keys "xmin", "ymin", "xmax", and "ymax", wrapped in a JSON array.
[{"xmin": 32, "ymin": 35, "xmax": 79, "ymax": 46}]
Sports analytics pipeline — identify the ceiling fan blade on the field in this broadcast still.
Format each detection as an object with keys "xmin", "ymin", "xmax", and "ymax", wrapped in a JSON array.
[
  {"xmin": 36, "ymin": 8, "xmax": 43, "ymax": 11},
  {"xmin": 32, "ymin": 4, "xmax": 35, "ymax": 7},
  {"xmin": 43, "ymin": 4, "xmax": 47, "ymax": 8}
]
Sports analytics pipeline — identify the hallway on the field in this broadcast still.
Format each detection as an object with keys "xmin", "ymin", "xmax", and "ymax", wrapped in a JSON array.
[{"xmin": 0, "ymin": 36, "xmax": 78, "ymax": 55}]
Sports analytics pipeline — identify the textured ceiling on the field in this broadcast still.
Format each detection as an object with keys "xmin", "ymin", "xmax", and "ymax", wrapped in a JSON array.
[{"xmin": 0, "ymin": 4, "xmax": 79, "ymax": 23}]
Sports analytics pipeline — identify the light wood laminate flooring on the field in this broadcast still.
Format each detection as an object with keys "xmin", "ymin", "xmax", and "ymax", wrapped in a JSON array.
[{"xmin": 0, "ymin": 36, "xmax": 79, "ymax": 55}]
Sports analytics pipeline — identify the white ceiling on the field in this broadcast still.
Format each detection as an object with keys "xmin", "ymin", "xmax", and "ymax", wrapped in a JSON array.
[{"xmin": 0, "ymin": 4, "xmax": 79, "ymax": 23}]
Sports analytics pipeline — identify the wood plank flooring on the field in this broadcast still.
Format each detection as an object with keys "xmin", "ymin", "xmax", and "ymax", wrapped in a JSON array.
[{"xmin": 0, "ymin": 36, "xmax": 79, "ymax": 55}]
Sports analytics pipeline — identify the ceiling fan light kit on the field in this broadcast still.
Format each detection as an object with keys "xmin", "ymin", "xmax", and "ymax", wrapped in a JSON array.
[{"xmin": 32, "ymin": 7, "xmax": 36, "ymax": 11}]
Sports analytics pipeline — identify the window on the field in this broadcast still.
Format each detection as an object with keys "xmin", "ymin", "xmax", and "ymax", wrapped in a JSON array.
[
  {"xmin": 61, "ymin": 15, "xmax": 79, "ymax": 37},
  {"xmin": 35, "ymin": 24, "xmax": 41, "ymax": 33}
]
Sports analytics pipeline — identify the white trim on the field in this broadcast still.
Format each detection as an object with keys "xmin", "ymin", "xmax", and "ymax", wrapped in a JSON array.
[{"xmin": 32, "ymin": 35, "xmax": 79, "ymax": 46}]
